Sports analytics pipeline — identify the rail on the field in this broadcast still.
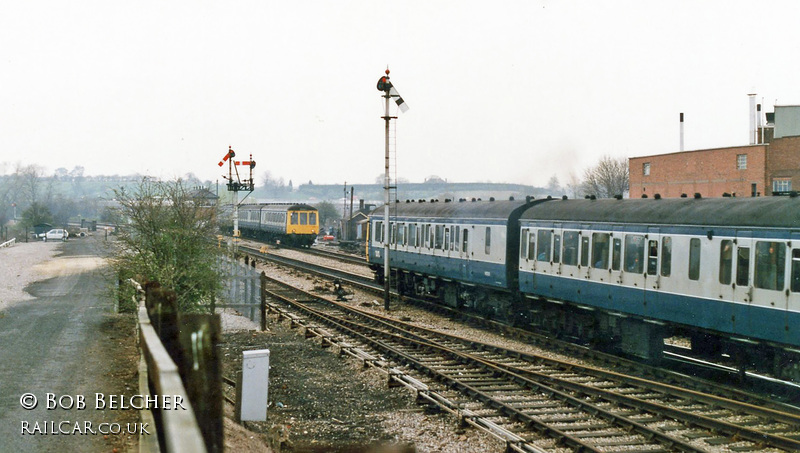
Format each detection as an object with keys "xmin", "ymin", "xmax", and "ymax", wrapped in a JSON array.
[
  {"xmin": 0, "ymin": 238, "xmax": 15, "ymax": 248},
  {"xmin": 130, "ymin": 280, "xmax": 209, "ymax": 453}
]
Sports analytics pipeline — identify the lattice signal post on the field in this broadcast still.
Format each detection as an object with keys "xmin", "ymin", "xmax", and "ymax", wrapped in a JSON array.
[{"xmin": 218, "ymin": 146, "xmax": 256, "ymax": 246}]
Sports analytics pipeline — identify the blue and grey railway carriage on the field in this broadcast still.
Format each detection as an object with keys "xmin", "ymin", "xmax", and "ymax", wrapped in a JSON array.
[
  {"xmin": 369, "ymin": 195, "xmax": 800, "ymax": 382},
  {"xmin": 518, "ymin": 196, "xmax": 800, "ymax": 379},
  {"xmin": 368, "ymin": 198, "xmax": 540, "ymax": 317}
]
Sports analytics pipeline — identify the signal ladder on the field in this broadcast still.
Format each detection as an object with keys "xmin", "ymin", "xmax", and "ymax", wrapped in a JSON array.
[{"xmin": 388, "ymin": 118, "xmax": 399, "ymax": 216}]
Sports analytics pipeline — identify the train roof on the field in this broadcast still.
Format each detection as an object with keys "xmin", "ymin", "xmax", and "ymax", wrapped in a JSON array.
[
  {"xmin": 520, "ymin": 196, "xmax": 800, "ymax": 229},
  {"xmin": 370, "ymin": 199, "xmax": 529, "ymax": 220},
  {"xmin": 238, "ymin": 203, "xmax": 317, "ymax": 211}
]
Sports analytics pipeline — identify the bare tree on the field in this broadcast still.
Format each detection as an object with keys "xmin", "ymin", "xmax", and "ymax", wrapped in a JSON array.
[
  {"xmin": 545, "ymin": 174, "xmax": 562, "ymax": 196},
  {"xmin": 314, "ymin": 200, "xmax": 339, "ymax": 230},
  {"xmin": 565, "ymin": 171, "xmax": 583, "ymax": 199},
  {"xmin": 580, "ymin": 156, "xmax": 629, "ymax": 198},
  {"xmin": 111, "ymin": 178, "xmax": 221, "ymax": 312},
  {"xmin": 17, "ymin": 164, "xmax": 45, "ymax": 205}
]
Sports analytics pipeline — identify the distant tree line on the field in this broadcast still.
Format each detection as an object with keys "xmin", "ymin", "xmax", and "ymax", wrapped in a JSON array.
[
  {"xmin": 0, "ymin": 155, "xmax": 628, "ymax": 242},
  {"xmin": 0, "ymin": 164, "xmax": 215, "ymax": 241}
]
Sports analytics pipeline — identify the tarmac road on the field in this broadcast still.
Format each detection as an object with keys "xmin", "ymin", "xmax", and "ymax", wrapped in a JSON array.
[{"xmin": 0, "ymin": 238, "xmax": 137, "ymax": 452}]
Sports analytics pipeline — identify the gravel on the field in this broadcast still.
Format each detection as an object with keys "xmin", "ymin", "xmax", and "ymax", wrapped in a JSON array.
[{"xmin": 0, "ymin": 239, "xmax": 61, "ymax": 310}]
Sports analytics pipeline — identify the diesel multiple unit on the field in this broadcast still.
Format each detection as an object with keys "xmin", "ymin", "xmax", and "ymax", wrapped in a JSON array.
[
  {"xmin": 236, "ymin": 203, "xmax": 319, "ymax": 247},
  {"xmin": 368, "ymin": 196, "xmax": 800, "ymax": 382}
]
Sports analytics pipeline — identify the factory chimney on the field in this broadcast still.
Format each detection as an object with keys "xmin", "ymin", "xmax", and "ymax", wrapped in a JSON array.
[
  {"xmin": 756, "ymin": 103, "xmax": 762, "ymax": 144},
  {"xmin": 679, "ymin": 112, "xmax": 684, "ymax": 151},
  {"xmin": 748, "ymin": 93, "xmax": 757, "ymax": 144}
]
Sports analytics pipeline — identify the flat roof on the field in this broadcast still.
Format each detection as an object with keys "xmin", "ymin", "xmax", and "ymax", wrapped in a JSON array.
[{"xmin": 629, "ymin": 143, "xmax": 766, "ymax": 160}]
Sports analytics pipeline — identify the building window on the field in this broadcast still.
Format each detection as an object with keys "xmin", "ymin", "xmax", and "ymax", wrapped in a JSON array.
[
  {"xmin": 643, "ymin": 162, "xmax": 650, "ymax": 176},
  {"xmin": 737, "ymin": 154, "xmax": 747, "ymax": 170},
  {"xmin": 773, "ymin": 178, "xmax": 792, "ymax": 193}
]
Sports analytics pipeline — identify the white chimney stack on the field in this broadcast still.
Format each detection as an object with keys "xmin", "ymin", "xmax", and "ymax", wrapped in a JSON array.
[
  {"xmin": 756, "ymin": 103, "xmax": 762, "ymax": 144},
  {"xmin": 748, "ymin": 93, "xmax": 757, "ymax": 144}
]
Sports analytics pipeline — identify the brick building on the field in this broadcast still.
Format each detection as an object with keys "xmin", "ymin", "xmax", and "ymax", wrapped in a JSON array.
[{"xmin": 629, "ymin": 105, "xmax": 800, "ymax": 198}]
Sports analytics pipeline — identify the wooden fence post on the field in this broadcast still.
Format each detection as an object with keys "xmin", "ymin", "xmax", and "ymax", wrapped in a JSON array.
[
  {"xmin": 177, "ymin": 314, "xmax": 223, "ymax": 453},
  {"xmin": 260, "ymin": 271, "xmax": 267, "ymax": 331}
]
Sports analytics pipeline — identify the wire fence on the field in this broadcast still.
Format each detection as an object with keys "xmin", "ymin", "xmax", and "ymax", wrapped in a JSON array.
[{"xmin": 217, "ymin": 254, "xmax": 265, "ymax": 328}]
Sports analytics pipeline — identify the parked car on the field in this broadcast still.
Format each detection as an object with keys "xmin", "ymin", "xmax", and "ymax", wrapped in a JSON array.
[{"xmin": 43, "ymin": 229, "xmax": 68, "ymax": 242}]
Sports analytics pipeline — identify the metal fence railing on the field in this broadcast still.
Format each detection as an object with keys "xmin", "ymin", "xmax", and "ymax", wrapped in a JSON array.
[{"xmin": 217, "ymin": 254, "xmax": 264, "ymax": 325}]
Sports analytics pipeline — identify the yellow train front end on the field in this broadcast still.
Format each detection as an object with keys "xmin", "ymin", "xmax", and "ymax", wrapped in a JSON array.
[{"xmin": 285, "ymin": 207, "xmax": 318, "ymax": 247}]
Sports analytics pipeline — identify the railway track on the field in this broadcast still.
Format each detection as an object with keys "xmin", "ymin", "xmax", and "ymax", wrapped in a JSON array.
[
  {"xmin": 302, "ymin": 243, "xmax": 366, "ymax": 265},
  {"xmin": 257, "ymin": 273, "xmax": 800, "ymax": 452},
  {"xmin": 236, "ymin": 241, "xmax": 800, "ymax": 404}
]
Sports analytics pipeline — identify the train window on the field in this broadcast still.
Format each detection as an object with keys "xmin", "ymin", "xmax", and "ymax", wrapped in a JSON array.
[
  {"xmin": 660, "ymin": 237, "xmax": 672, "ymax": 277},
  {"xmin": 688, "ymin": 238, "xmax": 701, "ymax": 280},
  {"xmin": 520, "ymin": 229, "xmax": 529, "ymax": 259},
  {"xmin": 647, "ymin": 240, "xmax": 659, "ymax": 275},
  {"xmin": 454, "ymin": 227, "xmax": 460, "ymax": 252},
  {"xmin": 791, "ymin": 250, "xmax": 800, "ymax": 292},
  {"xmin": 553, "ymin": 234, "xmax": 561, "ymax": 264},
  {"xmin": 591, "ymin": 233, "xmax": 610, "ymax": 269},
  {"xmin": 424, "ymin": 225, "xmax": 431, "ymax": 247},
  {"xmin": 755, "ymin": 241, "xmax": 786, "ymax": 291},
  {"xmin": 291, "ymin": 212, "xmax": 298, "ymax": 225},
  {"xmin": 398, "ymin": 223, "xmax": 405, "ymax": 245},
  {"xmin": 310, "ymin": 213, "xmax": 317, "ymax": 225},
  {"xmin": 374, "ymin": 222, "xmax": 383, "ymax": 244},
  {"xmin": 562, "ymin": 231, "xmax": 579, "ymax": 266},
  {"xmin": 719, "ymin": 240, "xmax": 733, "ymax": 285},
  {"xmin": 485, "ymin": 227, "xmax": 492, "ymax": 255},
  {"xmin": 450, "ymin": 226, "xmax": 456, "ymax": 250},
  {"xmin": 537, "ymin": 230, "xmax": 552, "ymax": 261},
  {"xmin": 612, "ymin": 238, "xmax": 622, "ymax": 271},
  {"xmin": 409, "ymin": 225, "xmax": 417, "ymax": 247},
  {"xmin": 625, "ymin": 235, "xmax": 645, "ymax": 274},
  {"xmin": 429, "ymin": 226, "xmax": 434, "ymax": 249},
  {"xmin": 462, "ymin": 229, "xmax": 469, "ymax": 253},
  {"xmin": 444, "ymin": 228, "xmax": 451, "ymax": 251},
  {"xmin": 300, "ymin": 213, "xmax": 308, "ymax": 225},
  {"xmin": 435, "ymin": 225, "xmax": 444, "ymax": 249},
  {"xmin": 580, "ymin": 236, "xmax": 590, "ymax": 267},
  {"xmin": 736, "ymin": 247, "xmax": 750, "ymax": 286},
  {"xmin": 527, "ymin": 231, "xmax": 536, "ymax": 260},
  {"xmin": 390, "ymin": 223, "xmax": 397, "ymax": 244}
]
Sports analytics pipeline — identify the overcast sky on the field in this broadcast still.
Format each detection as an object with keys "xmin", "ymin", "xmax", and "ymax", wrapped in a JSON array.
[{"xmin": 2, "ymin": 1, "xmax": 799, "ymax": 188}]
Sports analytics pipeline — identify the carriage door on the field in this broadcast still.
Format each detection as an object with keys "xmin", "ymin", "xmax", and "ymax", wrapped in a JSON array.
[
  {"xmin": 642, "ymin": 229, "xmax": 660, "ymax": 312},
  {"xmin": 790, "ymin": 233, "xmax": 800, "ymax": 307},
  {"xmin": 731, "ymin": 232, "xmax": 753, "ymax": 305},
  {"xmin": 622, "ymin": 233, "xmax": 647, "ymax": 307}
]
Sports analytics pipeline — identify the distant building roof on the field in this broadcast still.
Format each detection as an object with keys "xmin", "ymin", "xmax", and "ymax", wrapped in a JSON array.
[{"xmin": 190, "ymin": 187, "xmax": 219, "ymax": 200}]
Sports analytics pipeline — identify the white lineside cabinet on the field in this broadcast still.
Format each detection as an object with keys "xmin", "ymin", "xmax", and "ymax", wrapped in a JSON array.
[{"xmin": 241, "ymin": 349, "xmax": 270, "ymax": 421}]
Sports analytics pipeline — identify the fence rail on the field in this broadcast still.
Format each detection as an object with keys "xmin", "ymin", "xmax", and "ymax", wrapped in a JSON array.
[
  {"xmin": 0, "ymin": 238, "xmax": 15, "ymax": 248},
  {"xmin": 129, "ymin": 279, "xmax": 220, "ymax": 453}
]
